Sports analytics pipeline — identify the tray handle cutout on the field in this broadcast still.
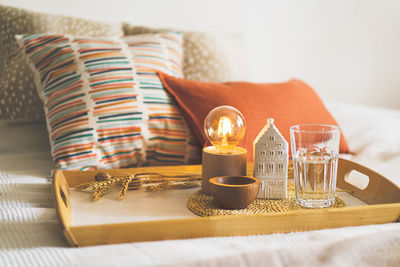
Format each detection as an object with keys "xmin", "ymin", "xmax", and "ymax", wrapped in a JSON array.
[
  {"xmin": 337, "ymin": 158, "xmax": 400, "ymax": 204},
  {"xmin": 52, "ymin": 170, "xmax": 72, "ymax": 227},
  {"xmin": 53, "ymin": 170, "xmax": 78, "ymax": 247},
  {"xmin": 59, "ymin": 186, "xmax": 69, "ymax": 209},
  {"xmin": 344, "ymin": 170, "xmax": 369, "ymax": 190}
]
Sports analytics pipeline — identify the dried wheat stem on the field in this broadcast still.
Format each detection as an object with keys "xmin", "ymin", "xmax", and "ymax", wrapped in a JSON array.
[
  {"xmin": 139, "ymin": 177, "xmax": 201, "ymax": 184},
  {"xmin": 79, "ymin": 172, "xmax": 203, "ymax": 200},
  {"xmin": 92, "ymin": 187, "xmax": 108, "ymax": 201},
  {"xmin": 118, "ymin": 175, "xmax": 133, "ymax": 200},
  {"xmin": 145, "ymin": 181, "xmax": 170, "ymax": 192},
  {"xmin": 168, "ymin": 181, "xmax": 201, "ymax": 189},
  {"xmin": 80, "ymin": 176, "xmax": 125, "ymax": 192}
]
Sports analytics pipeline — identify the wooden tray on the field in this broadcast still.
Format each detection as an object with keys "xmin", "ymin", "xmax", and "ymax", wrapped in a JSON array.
[{"xmin": 53, "ymin": 158, "xmax": 400, "ymax": 247}]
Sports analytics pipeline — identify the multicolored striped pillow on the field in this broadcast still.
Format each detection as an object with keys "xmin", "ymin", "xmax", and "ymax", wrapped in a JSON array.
[{"xmin": 17, "ymin": 33, "xmax": 201, "ymax": 170}]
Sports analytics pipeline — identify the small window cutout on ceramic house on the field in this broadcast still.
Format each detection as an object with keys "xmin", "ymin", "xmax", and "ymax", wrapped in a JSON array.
[
  {"xmin": 278, "ymin": 163, "xmax": 284, "ymax": 172},
  {"xmin": 261, "ymin": 150, "xmax": 267, "ymax": 156},
  {"xmin": 269, "ymin": 136, "xmax": 275, "ymax": 141},
  {"xmin": 258, "ymin": 163, "xmax": 265, "ymax": 172},
  {"xmin": 269, "ymin": 150, "xmax": 274, "ymax": 156},
  {"xmin": 276, "ymin": 143, "xmax": 283, "ymax": 147},
  {"xmin": 277, "ymin": 150, "xmax": 283, "ymax": 156},
  {"xmin": 268, "ymin": 163, "xmax": 274, "ymax": 172}
]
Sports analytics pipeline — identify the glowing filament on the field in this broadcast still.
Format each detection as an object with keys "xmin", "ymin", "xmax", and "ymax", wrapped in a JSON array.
[{"xmin": 217, "ymin": 117, "xmax": 232, "ymax": 146}]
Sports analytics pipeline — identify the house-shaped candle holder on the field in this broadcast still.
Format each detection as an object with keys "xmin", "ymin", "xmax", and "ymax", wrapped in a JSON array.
[{"xmin": 253, "ymin": 118, "xmax": 288, "ymax": 199}]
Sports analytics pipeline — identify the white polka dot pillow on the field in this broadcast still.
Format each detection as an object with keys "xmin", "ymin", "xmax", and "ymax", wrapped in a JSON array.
[
  {"xmin": 17, "ymin": 33, "xmax": 201, "ymax": 170},
  {"xmin": 0, "ymin": 4, "xmax": 122, "ymax": 120},
  {"xmin": 122, "ymin": 24, "xmax": 251, "ymax": 83}
]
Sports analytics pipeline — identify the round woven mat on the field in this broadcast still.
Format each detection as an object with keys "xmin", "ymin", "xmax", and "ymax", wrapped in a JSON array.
[{"xmin": 187, "ymin": 184, "xmax": 345, "ymax": 216}]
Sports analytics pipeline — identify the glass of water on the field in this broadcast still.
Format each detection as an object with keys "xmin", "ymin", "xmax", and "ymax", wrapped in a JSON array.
[{"xmin": 290, "ymin": 124, "xmax": 340, "ymax": 208}]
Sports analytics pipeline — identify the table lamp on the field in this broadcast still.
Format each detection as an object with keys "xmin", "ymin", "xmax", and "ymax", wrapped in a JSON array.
[{"xmin": 201, "ymin": 105, "xmax": 247, "ymax": 194}]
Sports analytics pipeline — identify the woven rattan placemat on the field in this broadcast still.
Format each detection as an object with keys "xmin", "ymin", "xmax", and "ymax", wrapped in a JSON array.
[{"xmin": 187, "ymin": 184, "xmax": 345, "ymax": 216}]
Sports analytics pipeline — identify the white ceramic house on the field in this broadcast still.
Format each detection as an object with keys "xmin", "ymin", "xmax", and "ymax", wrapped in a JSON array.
[{"xmin": 253, "ymin": 118, "xmax": 288, "ymax": 199}]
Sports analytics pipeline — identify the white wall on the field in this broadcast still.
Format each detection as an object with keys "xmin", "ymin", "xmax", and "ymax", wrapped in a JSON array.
[
  {"xmin": 2, "ymin": 0, "xmax": 400, "ymax": 109},
  {"xmin": 246, "ymin": 0, "xmax": 400, "ymax": 110}
]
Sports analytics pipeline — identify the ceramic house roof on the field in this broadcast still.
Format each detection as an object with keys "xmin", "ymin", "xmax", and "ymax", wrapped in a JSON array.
[{"xmin": 253, "ymin": 118, "xmax": 286, "ymax": 145}]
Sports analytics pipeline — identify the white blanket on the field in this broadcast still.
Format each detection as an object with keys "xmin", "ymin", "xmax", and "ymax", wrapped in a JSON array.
[{"xmin": 1, "ymin": 102, "xmax": 400, "ymax": 267}]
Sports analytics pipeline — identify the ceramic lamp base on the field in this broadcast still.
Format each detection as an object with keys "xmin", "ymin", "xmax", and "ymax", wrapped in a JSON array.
[{"xmin": 201, "ymin": 146, "xmax": 247, "ymax": 194}]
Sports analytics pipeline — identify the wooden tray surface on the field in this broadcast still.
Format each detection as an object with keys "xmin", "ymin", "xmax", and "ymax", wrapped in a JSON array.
[{"xmin": 53, "ymin": 158, "xmax": 400, "ymax": 247}]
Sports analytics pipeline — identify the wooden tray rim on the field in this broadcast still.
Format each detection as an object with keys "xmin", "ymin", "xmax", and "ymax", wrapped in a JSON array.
[{"xmin": 53, "ymin": 158, "xmax": 400, "ymax": 247}]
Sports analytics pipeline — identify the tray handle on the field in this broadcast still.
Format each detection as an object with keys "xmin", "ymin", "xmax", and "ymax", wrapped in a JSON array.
[
  {"xmin": 337, "ymin": 158, "xmax": 400, "ymax": 205},
  {"xmin": 52, "ymin": 169, "xmax": 78, "ymax": 247}
]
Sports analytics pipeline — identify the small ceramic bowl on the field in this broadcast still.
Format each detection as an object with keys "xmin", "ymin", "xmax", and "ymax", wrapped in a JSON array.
[{"xmin": 209, "ymin": 176, "xmax": 260, "ymax": 210}]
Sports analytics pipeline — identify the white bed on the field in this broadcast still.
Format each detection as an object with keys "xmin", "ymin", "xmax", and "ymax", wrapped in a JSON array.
[{"xmin": 1, "ymin": 101, "xmax": 400, "ymax": 267}]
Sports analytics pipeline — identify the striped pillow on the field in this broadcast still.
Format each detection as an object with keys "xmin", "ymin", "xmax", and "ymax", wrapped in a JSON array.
[{"xmin": 17, "ymin": 33, "xmax": 201, "ymax": 170}]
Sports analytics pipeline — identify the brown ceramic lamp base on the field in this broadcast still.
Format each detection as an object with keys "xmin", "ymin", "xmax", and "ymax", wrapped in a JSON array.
[{"xmin": 201, "ymin": 146, "xmax": 247, "ymax": 194}]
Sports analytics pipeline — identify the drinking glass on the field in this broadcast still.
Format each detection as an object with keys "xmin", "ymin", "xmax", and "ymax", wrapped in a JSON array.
[{"xmin": 290, "ymin": 124, "xmax": 340, "ymax": 208}]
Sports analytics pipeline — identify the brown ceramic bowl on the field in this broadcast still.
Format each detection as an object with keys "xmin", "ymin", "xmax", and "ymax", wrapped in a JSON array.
[{"xmin": 209, "ymin": 176, "xmax": 260, "ymax": 210}]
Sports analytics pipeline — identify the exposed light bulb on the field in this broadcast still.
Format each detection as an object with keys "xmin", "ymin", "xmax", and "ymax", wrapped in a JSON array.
[{"xmin": 204, "ymin": 105, "xmax": 246, "ymax": 154}]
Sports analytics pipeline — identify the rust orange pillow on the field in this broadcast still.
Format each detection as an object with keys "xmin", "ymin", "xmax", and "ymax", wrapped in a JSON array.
[{"xmin": 158, "ymin": 72, "xmax": 350, "ymax": 160}]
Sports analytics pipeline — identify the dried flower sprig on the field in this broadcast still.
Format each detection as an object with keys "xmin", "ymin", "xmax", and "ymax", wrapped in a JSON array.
[
  {"xmin": 77, "ymin": 172, "xmax": 201, "ymax": 201},
  {"xmin": 119, "ymin": 175, "xmax": 133, "ymax": 200},
  {"xmin": 79, "ymin": 176, "xmax": 125, "ymax": 192},
  {"xmin": 128, "ymin": 181, "xmax": 201, "ymax": 191},
  {"xmin": 93, "ymin": 187, "xmax": 108, "ymax": 201}
]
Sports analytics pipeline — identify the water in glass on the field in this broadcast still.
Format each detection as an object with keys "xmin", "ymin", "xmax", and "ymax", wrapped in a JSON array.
[{"xmin": 293, "ymin": 150, "xmax": 338, "ymax": 208}]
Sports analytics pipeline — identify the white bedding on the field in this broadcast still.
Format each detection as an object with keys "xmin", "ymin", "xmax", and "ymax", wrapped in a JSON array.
[{"xmin": 1, "ymin": 102, "xmax": 400, "ymax": 267}]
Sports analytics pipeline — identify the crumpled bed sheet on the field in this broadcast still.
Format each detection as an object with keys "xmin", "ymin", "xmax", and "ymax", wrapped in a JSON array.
[{"xmin": 1, "ymin": 101, "xmax": 399, "ymax": 267}]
